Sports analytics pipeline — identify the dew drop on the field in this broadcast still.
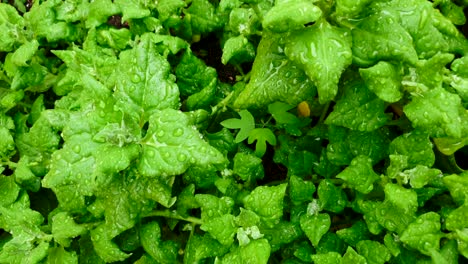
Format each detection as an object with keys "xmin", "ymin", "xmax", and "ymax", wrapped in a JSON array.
[
  {"xmin": 131, "ymin": 74, "xmax": 141, "ymax": 83},
  {"xmin": 157, "ymin": 130, "xmax": 165, "ymax": 137},
  {"xmin": 177, "ymin": 154, "xmax": 187, "ymax": 162},
  {"xmin": 73, "ymin": 145, "xmax": 81, "ymax": 153}
]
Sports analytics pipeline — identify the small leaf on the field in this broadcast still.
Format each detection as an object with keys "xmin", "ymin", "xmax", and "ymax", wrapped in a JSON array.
[
  {"xmin": 221, "ymin": 110, "xmax": 255, "ymax": 143},
  {"xmin": 247, "ymin": 128, "xmax": 277, "ymax": 157}
]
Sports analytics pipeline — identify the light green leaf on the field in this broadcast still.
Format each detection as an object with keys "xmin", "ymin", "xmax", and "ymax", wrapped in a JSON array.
[
  {"xmin": 359, "ymin": 61, "xmax": 403, "ymax": 103},
  {"xmin": 221, "ymin": 35, "xmax": 256, "ymax": 65},
  {"xmin": 262, "ymin": 0, "xmax": 322, "ymax": 33},
  {"xmin": 400, "ymin": 212, "xmax": 443, "ymax": 256},
  {"xmin": 443, "ymin": 173, "xmax": 468, "ymax": 206},
  {"xmin": 389, "ymin": 130, "xmax": 435, "ymax": 168},
  {"xmin": 300, "ymin": 213, "xmax": 330, "ymax": 247},
  {"xmin": 404, "ymin": 87, "xmax": 468, "ymax": 138},
  {"xmin": 46, "ymin": 247, "xmax": 79, "ymax": 264},
  {"xmin": 201, "ymin": 214, "xmax": 237, "ymax": 246},
  {"xmin": 336, "ymin": 221, "xmax": 370, "ymax": 247},
  {"xmin": 342, "ymin": 246, "xmax": 367, "ymax": 264},
  {"xmin": 445, "ymin": 204, "xmax": 468, "ymax": 232},
  {"xmin": 219, "ymin": 238, "xmax": 270, "ymax": 264},
  {"xmin": 183, "ymin": 234, "xmax": 230, "ymax": 263},
  {"xmin": 356, "ymin": 240, "xmax": 391, "ymax": 264},
  {"xmin": 113, "ymin": 34, "xmax": 180, "ymax": 121},
  {"xmin": 243, "ymin": 184, "xmax": 287, "ymax": 227},
  {"xmin": 311, "ymin": 252, "xmax": 342, "ymax": 264},
  {"xmin": 351, "ymin": 10, "xmax": 418, "ymax": 66},
  {"xmin": 115, "ymin": 0, "xmax": 151, "ymax": 21},
  {"xmin": 139, "ymin": 109, "xmax": 225, "ymax": 177},
  {"xmin": 232, "ymin": 35, "xmax": 316, "ymax": 109},
  {"xmin": 52, "ymin": 212, "xmax": 87, "ymax": 247},
  {"xmin": 337, "ymin": 155, "xmax": 380, "ymax": 194},
  {"xmin": 285, "ymin": 19, "xmax": 352, "ymax": 103}
]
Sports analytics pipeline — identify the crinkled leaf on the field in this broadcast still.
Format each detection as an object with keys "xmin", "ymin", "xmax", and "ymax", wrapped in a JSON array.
[
  {"xmin": 404, "ymin": 87, "xmax": 468, "ymax": 138},
  {"xmin": 400, "ymin": 212, "xmax": 443, "ymax": 256},
  {"xmin": 443, "ymin": 173, "xmax": 468, "ymax": 206},
  {"xmin": 243, "ymin": 183, "xmax": 287, "ymax": 227},
  {"xmin": 337, "ymin": 155, "xmax": 380, "ymax": 194},
  {"xmin": 232, "ymin": 35, "xmax": 316, "ymax": 109},
  {"xmin": 351, "ymin": 10, "xmax": 418, "ymax": 66},
  {"xmin": 201, "ymin": 214, "xmax": 237, "ymax": 246},
  {"xmin": 400, "ymin": 165, "xmax": 441, "ymax": 188},
  {"xmin": 114, "ymin": 34, "xmax": 180, "ymax": 122},
  {"xmin": 52, "ymin": 212, "xmax": 87, "ymax": 247},
  {"xmin": 233, "ymin": 152, "xmax": 264, "ymax": 182},
  {"xmin": 262, "ymin": 0, "xmax": 322, "ymax": 33},
  {"xmin": 285, "ymin": 20, "xmax": 352, "ymax": 103},
  {"xmin": 325, "ymin": 80, "xmax": 388, "ymax": 131},
  {"xmin": 183, "ymin": 234, "xmax": 230, "ymax": 263},
  {"xmin": 359, "ymin": 61, "xmax": 403, "ymax": 103},
  {"xmin": 445, "ymin": 204, "xmax": 468, "ymax": 232},
  {"xmin": 219, "ymin": 238, "xmax": 270, "ymax": 264},
  {"xmin": 389, "ymin": 130, "xmax": 435, "ymax": 168},
  {"xmin": 140, "ymin": 222, "xmax": 179, "ymax": 264},
  {"xmin": 46, "ymin": 247, "xmax": 79, "ymax": 263},
  {"xmin": 139, "ymin": 109, "xmax": 225, "ymax": 177},
  {"xmin": 356, "ymin": 240, "xmax": 391, "ymax": 264},
  {"xmin": 336, "ymin": 221, "xmax": 370, "ymax": 247},
  {"xmin": 221, "ymin": 35, "xmax": 256, "ymax": 65},
  {"xmin": 311, "ymin": 252, "xmax": 342, "ymax": 264}
]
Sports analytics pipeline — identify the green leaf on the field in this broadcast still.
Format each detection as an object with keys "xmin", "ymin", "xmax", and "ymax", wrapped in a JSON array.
[
  {"xmin": 175, "ymin": 50, "xmax": 217, "ymax": 96},
  {"xmin": 139, "ymin": 109, "xmax": 225, "ymax": 177},
  {"xmin": 359, "ymin": 61, "xmax": 403, "ymax": 103},
  {"xmin": 375, "ymin": 184, "xmax": 418, "ymax": 234},
  {"xmin": 325, "ymin": 79, "xmax": 388, "ymax": 131},
  {"xmin": 284, "ymin": 19, "xmax": 353, "ymax": 103},
  {"xmin": 316, "ymin": 232, "xmax": 347, "ymax": 255},
  {"xmin": 46, "ymin": 247, "xmax": 79, "ymax": 264},
  {"xmin": 140, "ymin": 222, "xmax": 179, "ymax": 264},
  {"xmin": 404, "ymin": 87, "xmax": 468, "ymax": 138},
  {"xmin": 400, "ymin": 165, "xmax": 441, "ymax": 188},
  {"xmin": 221, "ymin": 35, "xmax": 256, "ymax": 65},
  {"xmin": 232, "ymin": 35, "xmax": 316, "ymax": 109},
  {"xmin": 336, "ymin": 220, "xmax": 370, "ymax": 247},
  {"xmin": 247, "ymin": 128, "xmax": 277, "ymax": 157},
  {"xmin": 183, "ymin": 0, "xmax": 223, "ymax": 35},
  {"xmin": 445, "ymin": 204, "xmax": 468, "ymax": 232},
  {"xmin": 51, "ymin": 212, "xmax": 87, "ymax": 247},
  {"xmin": 233, "ymin": 152, "xmax": 264, "ymax": 182},
  {"xmin": 400, "ymin": 212, "xmax": 443, "ymax": 256},
  {"xmin": 342, "ymin": 246, "xmax": 367, "ymax": 264},
  {"xmin": 243, "ymin": 184, "xmax": 288, "ymax": 227},
  {"xmin": 219, "ymin": 238, "xmax": 271, "ymax": 264},
  {"xmin": 0, "ymin": 3, "xmax": 25, "ymax": 52},
  {"xmin": 262, "ymin": 0, "xmax": 322, "ymax": 33},
  {"xmin": 11, "ymin": 40, "xmax": 39, "ymax": 67},
  {"xmin": 200, "ymin": 214, "xmax": 237, "ymax": 246},
  {"xmin": 311, "ymin": 252, "xmax": 342, "ymax": 264},
  {"xmin": 300, "ymin": 213, "xmax": 331, "ymax": 247},
  {"xmin": 221, "ymin": 110, "xmax": 255, "ymax": 143},
  {"xmin": 260, "ymin": 221, "xmax": 303, "ymax": 252},
  {"xmin": 356, "ymin": 240, "xmax": 391, "ymax": 264},
  {"xmin": 337, "ymin": 155, "xmax": 380, "ymax": 194},
  {"xmin": 183, "ymin": 234, "xmax": 230, "ymax": 263},
  {"xmin": 289, "ymin": 175, "xmax": 315, "ymax": 205},
  {"xmin": 351, "ymin": 9, "xmax": 418, "ymax": 66},
  {"xmin": 86, "ymin": 0, "xmax": 120, "ymax": 28},
  {"xmin": 318, "ymin": 180, "xmax": 347, "ymax": 213},
  {"xmin": 114, "ymin": 0, "xmax": 151, "ymax": 21},
  {"xmin": 113, "ymin": 34, "xmax": 180, "ymax": 122},
  {"xmin": 267, "ymin": 102, "xmax": 299, "ymax": 125},
  {"xmin": 0, "ymin": 175, "xmax": 20, "ymax": 207},
  {"xmin": 443, "ymin": 173, "xmax": 468, "ymax": 206},
  {"xmin": 195, "ymin": 194, "xmax": 234, "ymax": 221},
  {"xmin": 389, "ymin": 130, "xmax": 435, "ymax": 168}
]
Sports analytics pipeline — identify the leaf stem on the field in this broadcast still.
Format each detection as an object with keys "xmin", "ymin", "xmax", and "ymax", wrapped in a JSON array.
[
  {"xmin": 211, "ymin": 91, "xmax": 235, "ymax": 115},
  {"xmin": 318, "ymin": 102, "xmax": 331, "ymax": 123},
  {"xmin": 144, "ymin": 210, "xmax": 203, "ymax": 225}
]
